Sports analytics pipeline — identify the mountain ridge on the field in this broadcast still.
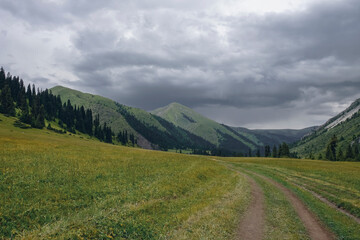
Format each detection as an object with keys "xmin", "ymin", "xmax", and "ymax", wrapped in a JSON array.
[
  {"xmin": 152, "ymin": 102, "xmax": 315, "ymax": 152},
  {"xmin": 51, "ymin": 85, "xmax": 317, "ymax": 155},
  {"xmin": 51, "ymin": 86, "xmax": 215, "ymax": 152}
]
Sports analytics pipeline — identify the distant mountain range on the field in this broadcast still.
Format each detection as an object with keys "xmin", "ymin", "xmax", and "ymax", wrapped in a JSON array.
[
  {"xmin": 151, "ymin": 102, "xmax": 316, "ymax": 152},
  {"xmin": 51, "ymin": 86, "xmax": 315, "ymax": 154}
]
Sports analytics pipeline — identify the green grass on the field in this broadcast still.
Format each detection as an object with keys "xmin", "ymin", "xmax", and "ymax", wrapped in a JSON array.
[
  {"xmin": 0, "ymin": 114, "xmax": 249, "ymax": 239},
  {"xmin": 3, "ymin": 112, "xmax": 360, "ymax": 239},
  {"xmin": 220, "ymin": 157, "xmax": 360, "ymax": 239}
]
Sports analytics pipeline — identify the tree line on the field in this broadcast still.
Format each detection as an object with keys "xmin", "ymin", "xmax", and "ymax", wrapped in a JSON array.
[
  {"xmin": 0, "ymin": 67, "xmax": 136, "ymax": 145},
  {"xmin": 250, "ymin": 142, "xmax": 294, "ymax": 158},
  {"xmin": 322, "ymin": 135, "xmax": 360, "ymax": 161}
]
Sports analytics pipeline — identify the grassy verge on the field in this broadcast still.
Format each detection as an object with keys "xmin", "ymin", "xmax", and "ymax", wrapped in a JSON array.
[{"xmin": 0, "ymin": 115, "xmax": 248, "ymax": 239}]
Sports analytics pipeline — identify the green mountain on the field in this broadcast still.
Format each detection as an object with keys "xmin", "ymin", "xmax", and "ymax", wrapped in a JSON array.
[
  {"xmin": 51, "ymin": 86, "xmax": 314, "ymax": 154},
  {"xmin": 51, "ymin": 86, "xmax": 134, "ymax": 133},
  {"xmin": 292, "ymin": 98, "xmax": 360, "ymax": 159},
  {"xmin": 50, "ymin": 86, "xmax": 213, "ymax": 151},
  {"xmin": 152, "ymin": 102, "xmax": 314, "ymax": 152},
  {"xmin": 152, "ymin": 102, "xmax": 260, "ymax": 152}
]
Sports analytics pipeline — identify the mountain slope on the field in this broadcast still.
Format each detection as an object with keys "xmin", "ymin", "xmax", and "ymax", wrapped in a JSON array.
[
  {"xmin": 51, "ymin": 86, "xmax": 214, "ymax": 151},
  {"xmin": 152, "ymin": 102, "xmax": 314, "ymax": 152},
  {"xmin": 51, "ymin": 86, "xmax": 134, "ymax": 134},
  {"xmin": 152, "ymin": 103, "xmax": 259, "ymax": 152},
  {"xmin": 292, "ymin": 98, "xmax": 360, "ymax": 158},
  {"xmin": 233, "ymin": 127, "xmax": 318, "ymax": 147}
]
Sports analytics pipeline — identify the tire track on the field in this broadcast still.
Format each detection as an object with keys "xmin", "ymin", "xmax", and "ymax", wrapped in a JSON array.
[
  {"xmin": 242, "ymin": 169, "xmax": 336, "ymax": 240},
  {"xmin": 236, "ymin": 175, "xmax": 265, "ymax": 240},
  {"xmin": 215, "ymin": 160, "xmax": 265, "ymax": 240},
  {"xmin": 292, "ymin": 182, "xmax": 360, "ymax": 224}
]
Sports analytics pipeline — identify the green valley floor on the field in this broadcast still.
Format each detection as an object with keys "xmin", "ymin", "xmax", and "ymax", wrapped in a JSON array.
[{"xmin": 1, "ymin": 114, "xmax": 359, "ymax": 239}]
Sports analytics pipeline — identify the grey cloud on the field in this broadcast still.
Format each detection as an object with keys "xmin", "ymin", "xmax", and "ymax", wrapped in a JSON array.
[
  {"xmin": 2, "ymin": 0, "xmax": 360, "ymax": 128},
  {"xmin": 0, "ymin": 0, "xmax": 70, "ymax": 26}
]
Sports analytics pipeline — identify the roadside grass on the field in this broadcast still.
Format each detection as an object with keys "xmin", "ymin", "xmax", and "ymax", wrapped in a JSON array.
[
  {"xmin": 0, "ymin": 115, "xmax": 248, "ymax": 239},
  {"xmin": 223, "ymin": 157, "xmax": 360, "ymax": 239},
  {"xmin": 225, "ymin": 163, "xmax": 309, "ymax": 240},
  {"xmin": 168, "ymin": 174, "xmax": 250, "ymax": 240}
]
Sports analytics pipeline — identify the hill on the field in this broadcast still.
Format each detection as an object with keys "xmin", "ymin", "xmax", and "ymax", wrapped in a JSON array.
[
  {"xmin": 152, "ymin": 102, "xmax": 314, "ymax": 152},
  {"xmin": 292, "ymin": 98, "xmax": 360, "ymax": 160},
  {"xmin": 51, "ymin": 86, "xmax": 214, "ymax": 151},
  {"xmin": 152, "ymin": 102, "xmax": 258, "ymax": 152}
]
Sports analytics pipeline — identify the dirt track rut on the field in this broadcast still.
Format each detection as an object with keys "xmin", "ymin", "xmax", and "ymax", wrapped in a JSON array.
[
  {"xmin": 236, "ymin": 175, "xmax": 265, "ymax": 240},
  {"xmin": 216, "ymin": 160, "xmax": 336, "ymax": 240},
  {"xmin": 244, "ymin": 169, "xmax": 336, "ymax": 240}
]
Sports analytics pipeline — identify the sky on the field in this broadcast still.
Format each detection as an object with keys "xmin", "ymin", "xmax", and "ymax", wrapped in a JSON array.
[{"xmin": 1, "ymin": 0, "xmax": 360, "ymax": 129}]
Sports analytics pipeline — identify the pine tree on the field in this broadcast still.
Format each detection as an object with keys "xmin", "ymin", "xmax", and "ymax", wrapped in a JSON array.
[
  {"xmin": 353, "ymin": 144, "xmax": 360, "ymax": 161},
  {"xmin": 325, "ymin": 135, "xmax": 337, "ymax": 161},
  {"xmin": 0, "ymin": 67, "xmax": 5, "ymax": 89},
  {"xmin": 345, "ymin": 144, "xmax": 354, "ymax": 160},
  {"xmin": 0, "ymin": 84, "xmax": 15, "ymax": 116},
  {"xmin": 279, "ymin": 142, "xmax": 290, "ymax": 158},
  {"xmin": 34, "ymin": 105, "xmax": 45, "ymax": 129},
  {"xmin": 264, "ymin": 145, "xmax": 271, "ymax": 157},
  {"xmin": 256, "ymin": 149, "xmax": 260, "ymax": 157},
  {"xmin": 20, "ymin": 104, "xmax": 31, "ymax": 124},
  {"xmin": 337, "ymin": 148, "xmax": 344, "ymax": 161},
  {"xmin": 272, "ymin": 146, "xmax": 277, "ymax": 158}
]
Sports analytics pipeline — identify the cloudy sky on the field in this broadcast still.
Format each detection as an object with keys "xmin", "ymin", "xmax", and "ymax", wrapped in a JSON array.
[{"xmin": 1, "ymin": 0, "xmax": 360, "ymax": 129}]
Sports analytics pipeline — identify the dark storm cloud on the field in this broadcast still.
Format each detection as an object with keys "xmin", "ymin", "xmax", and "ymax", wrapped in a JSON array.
[
  {"xmin": 69, "ymin": 0, "xmax": 360, "ymax": 114},
  {"xmin": 1, "ymin": 0, "xmax": 360, "ymax": 128}
]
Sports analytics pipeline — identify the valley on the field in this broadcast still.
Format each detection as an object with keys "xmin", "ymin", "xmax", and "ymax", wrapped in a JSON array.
[
  {"xmin": 2, "ymin": 0, "xmax": 360, "ymax": 238},
  {"xmin": 1, "ymin": 114, "xmax": 359, "ymax": 239},
  {"xmin": 1, "ymin": 70, "xmax": 360, "ymax": 239}
]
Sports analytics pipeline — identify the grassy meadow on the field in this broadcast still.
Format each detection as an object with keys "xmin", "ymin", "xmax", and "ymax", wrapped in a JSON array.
[
  {"xmin": 2, "ymin": 112, "xmax": 360, "ymax": 239},
  {"xmin": 0, "ymin": 114, "xmax": 250, "ymax": 239}
]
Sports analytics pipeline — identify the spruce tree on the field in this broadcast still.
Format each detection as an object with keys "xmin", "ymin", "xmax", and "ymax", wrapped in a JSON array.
[
  {"xmin": 345, "ymin": 144, "xmax": 354, "ymax": 160},
  {"xmin": 272, "ymin": 146, "xmax": 277, "ymax": 158},
  {"xmin": 0, "ymin": 84, "xmax": 15, "ymax": 116},
  {"xmin": 0, "ymin": 67, "xmax": 5, "ymax": 89},
  {"xmin": 325, "ymin": 135, "xmax": 337, "ymax": 161},
  {"xmin": 354, "ymin": 144, "xmax": 360, "ymax": 161},
  {"xmin": 280, "ymin": 142, "xmax": 290, "ymax": 158},
  {"xmin": 337, "ymin": 148, "xmax": 344, "ymax": 161},
  {"xmin": 264, "ymin": 145, "xmax": 271, "ymax": 157},
  {"xmin": 34, "ymin": 105, "xmax": 45, "ymax": 128}
]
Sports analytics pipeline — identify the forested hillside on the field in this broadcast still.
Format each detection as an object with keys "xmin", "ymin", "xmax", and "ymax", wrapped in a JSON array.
[
  {"xmin": 292, "ymin": 99, "xmax": 360, "ymax": 161},
  {"xmin": 0, "ymin": 68, "xmax": 136, "ymax": 146},
  {"xmin": 51, "ymin": 86, "xmax": 215, "ymax": 152},
  {"xmin": 152, "ymin": 102, "xmax": 315, "ymax": 154}
]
